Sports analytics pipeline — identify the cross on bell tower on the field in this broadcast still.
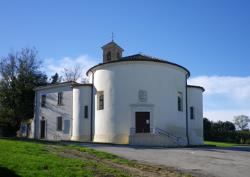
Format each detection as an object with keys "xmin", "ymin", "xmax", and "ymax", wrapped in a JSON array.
[
  {"xmin": 101, "ymin": 36, "xmax": 124, "ymax": 63},
  {"xmin": 111, "ymin": 32, "xmax": 114, "ymax": 42}
]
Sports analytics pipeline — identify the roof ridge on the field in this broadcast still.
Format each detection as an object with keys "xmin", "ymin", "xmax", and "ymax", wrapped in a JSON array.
[
  {"xmin": 87, "ymin": 54, "xmax": 190, "ymax": 77},
  {"xmin": 101, "ymin": 41, "xmax": 124, "ymax": 51},
  {"xmin": 122, "ymin": 53, "xmax": 168, "ymax": 62},
  {"xmin": 34, "ymin": 81, "xmax": 79, "ymax": 91}
]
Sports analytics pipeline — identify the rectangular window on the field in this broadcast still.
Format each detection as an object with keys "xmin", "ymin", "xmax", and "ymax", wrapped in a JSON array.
[
  {"xmin": 97, "ymin": 91, "xmax": 104, "ymax": 110},
  {"xmin": 177, "ymin": 92, "xmax": 183, "ymax": 112},
  {"xmin": 41, "ymin": 95, "xmax": 46, "ymax": 107},
  {"xmin": 84, "ymin": 106, "xmax": 88, "ymax": 119},
  {"xmin": 57, "ymin": 116, "xmax": 63, "ymax": 131},
  {"xmin": 58, "ymin": 92, "xmax": 63, "ymax": 105},
  {"xmin": 190, "ymin": 107, "xmax": 195, "ymax": 119}
]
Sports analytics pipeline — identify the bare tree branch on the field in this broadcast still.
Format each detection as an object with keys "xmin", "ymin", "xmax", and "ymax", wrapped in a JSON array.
[{"xmin": 62, "ymin": 65, "xmax": 82, "ymax": 82}]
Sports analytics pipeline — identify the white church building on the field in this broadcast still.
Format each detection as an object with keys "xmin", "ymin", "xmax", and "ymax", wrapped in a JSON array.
[{"xmin": 31, "ymin": 41, "xmax": 205, "ymax": 146}]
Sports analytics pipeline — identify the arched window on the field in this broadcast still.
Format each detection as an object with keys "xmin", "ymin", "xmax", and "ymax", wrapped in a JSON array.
[{"xmin": 106, "ymin": 51, "xmax": 111, "ymax": 61}]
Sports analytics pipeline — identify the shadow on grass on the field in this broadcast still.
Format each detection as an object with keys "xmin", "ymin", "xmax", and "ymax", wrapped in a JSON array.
[{"xmin": 0, "ymin": 167, "xmax": 21, "ymax": 177}]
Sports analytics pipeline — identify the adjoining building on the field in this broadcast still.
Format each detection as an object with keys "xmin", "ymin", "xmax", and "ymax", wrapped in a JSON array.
[{"xmin": 31, "ymin": 41, "xmax": 205, "ymax": 146}]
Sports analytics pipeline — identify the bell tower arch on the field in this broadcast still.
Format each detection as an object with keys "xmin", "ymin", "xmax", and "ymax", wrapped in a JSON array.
[{"xmin": 101, "ymin": 41, "xmax": 124, "ymax": 63}]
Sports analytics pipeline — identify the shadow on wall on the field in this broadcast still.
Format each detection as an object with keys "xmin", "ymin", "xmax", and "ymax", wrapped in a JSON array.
[
  {"xmin": 0, "ymin": 166, "xmax": 21, "ymax": 177},
  {"xmin": 45, "ymin": 102, "xmax": 72, "ymax": 118}
]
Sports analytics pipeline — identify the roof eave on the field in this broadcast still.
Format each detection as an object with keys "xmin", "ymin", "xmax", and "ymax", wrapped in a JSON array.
[
  {"xmin": 33, "ymin": 81, "xmax": 78, "ymax": 91},
  {"xmin": 187, "ymin": 85, "xmax": 205, "ymax": 92},
  {"xmin": 86, "ymin": 54, "xmax": 190, "ymax": 77},
  {"xmin": 101, "ymin": 41, "xmax": 124, "ymax": 51}
]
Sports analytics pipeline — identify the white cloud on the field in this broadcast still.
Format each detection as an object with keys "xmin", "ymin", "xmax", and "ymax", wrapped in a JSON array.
[
  {"xmin": 42, "ymin": 55, "xmax": 98, "ymax": 81},
  {"xmin": 188, "ymin": 76, "xmax": 250, "ymax": 101},
  {"xmin": 188, "ymin": 75, "xmax": 250, "ymax": 122}
]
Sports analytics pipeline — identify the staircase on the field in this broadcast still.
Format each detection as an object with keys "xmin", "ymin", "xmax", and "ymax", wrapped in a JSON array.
[
  {"xmin": 152, "ymin": 128, "xmax": 186, "ymax": 146},
  {"xmin": 129, "ymin": 127, "xmax": 187, "ymax": 147}
]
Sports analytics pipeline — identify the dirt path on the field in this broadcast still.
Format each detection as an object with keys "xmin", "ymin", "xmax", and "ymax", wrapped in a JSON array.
[{"xmin": 46, "ymin": 145, "xmax": 194, "ymax": 177}]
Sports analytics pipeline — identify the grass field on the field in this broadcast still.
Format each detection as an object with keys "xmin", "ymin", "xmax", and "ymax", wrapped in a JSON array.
[
  {"xmin": 0, "ymin": 139, "xmax": 192, "ymax": 177},
  {"xmin": 204, "ymin": 141, "xmax": 245, "ymax": 147}
]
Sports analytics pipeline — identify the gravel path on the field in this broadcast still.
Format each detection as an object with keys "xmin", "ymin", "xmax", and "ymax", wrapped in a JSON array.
[{"xmin": 78, "ymin": 143, "xmax": 250, "ymax": 177}]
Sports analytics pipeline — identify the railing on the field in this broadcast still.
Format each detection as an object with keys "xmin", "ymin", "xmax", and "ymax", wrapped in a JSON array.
[
  {"xmin": 130, "ymin": 127, "xmax": 186, "ymax": 146},
  {"xmin": 153, "ymin": 127, "xmax": 186, "ymax": 146}
]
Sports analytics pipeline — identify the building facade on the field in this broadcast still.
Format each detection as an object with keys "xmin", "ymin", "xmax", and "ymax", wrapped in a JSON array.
[{"xmin": 31, "ymin": 41, "xmax": 204, "ymax": 146}]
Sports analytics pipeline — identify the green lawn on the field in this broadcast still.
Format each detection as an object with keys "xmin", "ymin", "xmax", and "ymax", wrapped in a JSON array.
[
  {"xmin": 204, "ymin": 141, "xmax": 244, "ymax": 147},
  {"xmin": 0, "ymin": 139, "xmax": 192, "ymax": 177},
  {"xmin": 0, "ymin": 139, "xmax": 132, "ymax": 177}
]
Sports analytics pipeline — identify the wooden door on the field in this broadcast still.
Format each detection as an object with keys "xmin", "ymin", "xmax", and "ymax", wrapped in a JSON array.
[
  {"xmin": 135, "ymin": 112, "xmax": 150, "ymax": 133},
  {"xmin": 40, "ymin": 120, "xmax": 46, "ymax": 139}
]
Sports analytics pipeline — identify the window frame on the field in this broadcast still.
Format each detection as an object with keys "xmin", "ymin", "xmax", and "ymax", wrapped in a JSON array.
[
  {"xmin": 177, "ymin": 92, "xmax": 183, "ymax": 112},
  {"xmin": 57, "ymin": 116, "xmax": 63, "ymax": 131},
  {"xmin": 97, "ymin": 91, "xmax": 104, "ymax": 110},
  {"xmin": 41, "ymin": 95, "xmax": 46, "ymax": 107},
  {"xmin": 57, "ymin": 92, "xmax": 63, "ymax": 106}
]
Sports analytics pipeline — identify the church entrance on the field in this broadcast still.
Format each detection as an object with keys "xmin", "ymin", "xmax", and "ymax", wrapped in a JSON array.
[
  {"xmin": 40, "ymin": 120, "xmax": 46, "ymax": 139},
  {"xmin": 135, "ymin": 112, "xmax": 150, "ymax": 133}
]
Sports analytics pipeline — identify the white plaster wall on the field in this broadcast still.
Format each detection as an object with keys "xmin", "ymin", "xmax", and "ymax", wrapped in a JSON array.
[
  {"xmin": 72, "ymin": 86, "xmax": 92, "ymax": 141},
  {"xmin": 88, "ymin": 61, "xmax": 188, "ymax": 144},
  {"xmin": 187, "ymin": 87, "xmax": 204, "ymax": 145},
  {"xmin": 30, "ymin": 92, "xmax": 37, "ymax": 139},
  {"xmin": 33, "ymin": 85, "xmax": 73, "ymax": 140}
]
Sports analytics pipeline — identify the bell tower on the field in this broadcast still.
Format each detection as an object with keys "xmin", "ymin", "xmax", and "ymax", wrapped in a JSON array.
[{"xmin": 101, "ymin": 41, "xmax": 124, "ymax": 63}]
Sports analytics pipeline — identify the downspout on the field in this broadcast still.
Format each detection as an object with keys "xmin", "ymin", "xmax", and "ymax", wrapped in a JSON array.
[
  {"xmin": 90, "ymin": 70, "xmax": 95, "ymax": 142},
  {"xmin": 185, "ymin": 74, "xmax": 190, "ymax": 146}
]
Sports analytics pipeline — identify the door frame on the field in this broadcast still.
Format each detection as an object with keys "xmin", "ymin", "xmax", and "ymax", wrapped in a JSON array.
[
  {"xmin": 40, "ymin": 119, "xmax": 47, "ymax": 139},
  {"xmin": 130, "ymin": 104, "xmax": 154, "ymax": 134}
]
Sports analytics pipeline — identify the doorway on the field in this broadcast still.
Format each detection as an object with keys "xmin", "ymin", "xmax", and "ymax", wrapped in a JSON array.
[
  {"xmin": 135, "ymin": 112, "xmax": 150, "ymax": 133},
  {"xmin": 40, "ymin": 120, "xmax": 46, "ymax": 139}
]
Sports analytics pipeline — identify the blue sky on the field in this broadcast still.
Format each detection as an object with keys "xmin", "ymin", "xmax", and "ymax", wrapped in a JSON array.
[{"xmin": 1, "ymin": 0, "xmax": 250, "ymax": 123}]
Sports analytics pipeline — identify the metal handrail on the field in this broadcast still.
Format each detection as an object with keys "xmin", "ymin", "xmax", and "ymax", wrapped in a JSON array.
[
  {"xmin": 153, "ymin": 127, "xmax": 186, "ymax": 146},
  {"xmin": 130, "ymin": 127, "xmax": 186, "ymax": 146}
]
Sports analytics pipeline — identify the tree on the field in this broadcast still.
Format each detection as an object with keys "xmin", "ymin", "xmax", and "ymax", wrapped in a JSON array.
[
  {"xmin": 233, "ymin": 115, "xmax": 250, "ymax": 130},
  {"xmin": 211, "ymin": 121, "xmax": 235, "ymax": 132},
  {"xmin": 203, "ymin": 117, "xmax": 250, "ymax": 144},
  {"xmin": 62, "ymin": 65, "xmax": 82, "ymax": 82},
  {"xmin": 203, "ymin": 117, "xmax": 212, "ymax": 140},
  {"xmin": 222, "ymin": 121, "xmax": 236, "ymax": 131},
  {"xmin": 203, "ymin": 118, "xmax": 212, "ymax": 132},
  {"xmin": 81, "ymin": 77, "xmax": 89, "ymax": 84},
  {"xmin": 213, "ymin": 121, "xmax": 224, "ymax": 132},
  {"xmin": 0, "ymin": 48, "xmax": 47, "ymax": 131},
  {"xmin": 50, "ymin": 73, "xmax": 61, "ymax": 84}
]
